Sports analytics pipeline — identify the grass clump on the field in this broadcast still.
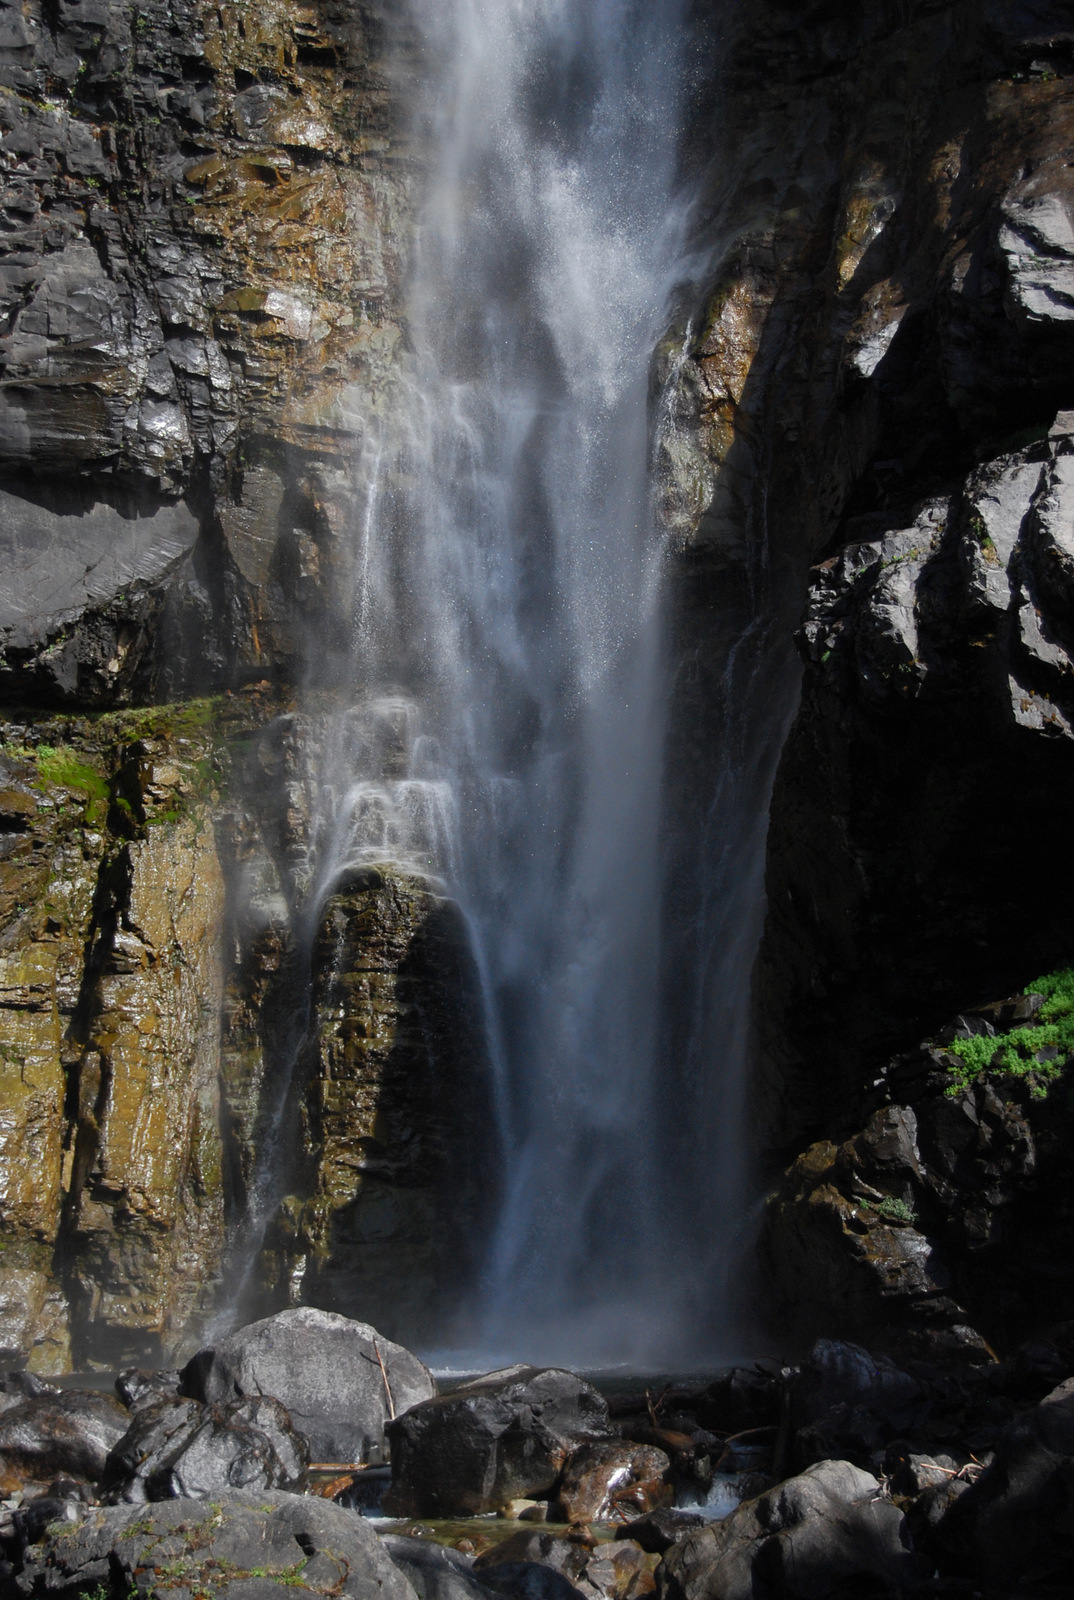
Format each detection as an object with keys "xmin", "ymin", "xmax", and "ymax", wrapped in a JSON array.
[
  {"xmin": 34, "ymin": 744, "xmax": 109, "ymax": 802},
  {"xmin": 945, "ymin": 967, "xmax": 1074, "ymax": 1098},
  {"xmin": 34, "ymin": 744, "xmax": 110, "ymax": 824}
]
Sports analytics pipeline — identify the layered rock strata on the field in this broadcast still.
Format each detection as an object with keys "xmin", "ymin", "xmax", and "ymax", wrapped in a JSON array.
[{"xmin": 0, "ymin": 0, "xmax": 412, "ymax": 703}]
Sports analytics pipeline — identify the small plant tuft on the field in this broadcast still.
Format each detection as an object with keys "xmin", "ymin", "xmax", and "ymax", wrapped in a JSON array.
[{"xmin": 856, "ymin": 1194, "xmax": 917, "ymax": 1226}]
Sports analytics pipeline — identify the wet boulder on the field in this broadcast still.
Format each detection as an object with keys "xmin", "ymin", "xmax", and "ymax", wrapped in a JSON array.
[
  {"xmin": 381, "ymin": 1535, "xmax": 495, "ymax": 1600},
  {"xmin": 0, "ymin": 1388, "xmax": 130, "ymax": 1483},
  {"xmin": 580, "ymin": 1540, "xmax": 655, "ymax": 1600},
  {"xmin": 554, "ymin": 1441, "xmax": 670, "ymax": 1523},
  {"xmin": 622, "ymin": 1510, "xmax": 705, "ymax": 1556},
  {"xmin": 103, "ymin": 1393, "xmax": 308, "ymax": 1501},
  {"xmin": 180, "ymin": 1306, "xmax": 435, "ymax": 1466},
  {"xmin": 115, "ymin": 1368, "xmax": 181, "ymax": 1413},
  {"xmin": 477, "ymin": 1566, "xmax": 588, "ymax": 1600},
  {"xmin": 0, "ymin": 1373, "xmax": 58, "ymax": 1418},
  {"xmin": 9, "ymin": 1489, "xmax": 414, "ymax": 1600},
  {"xmin": 658, "ymin": 1460, "xmax": 928, "ymax": 1600},
  {"xmin": 474, "ymin": 1532, "xmax": 588, "ymax": 1586},
  {"xmin": 382, "ymin": 1365, "xmax": 616, "ymax": 1518}
]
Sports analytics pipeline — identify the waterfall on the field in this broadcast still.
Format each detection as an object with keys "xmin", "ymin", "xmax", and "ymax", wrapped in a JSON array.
[
  {"xmin": 319, "ymin": 0, "xmax": 693, "ymax": 1366},
  {"xmin": 244, "ymin": 0, "xmax": 797, "ymax": 1370}
]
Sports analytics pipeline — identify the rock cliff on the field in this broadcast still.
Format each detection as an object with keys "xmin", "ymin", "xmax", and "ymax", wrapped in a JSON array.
[
  {"xmin": 2, "ymin": 0, "xmax": 1074, "ymax": 1367},
  {"xmin": 0, "ymin": 0, "xmax": 411, "ymax": 703}
]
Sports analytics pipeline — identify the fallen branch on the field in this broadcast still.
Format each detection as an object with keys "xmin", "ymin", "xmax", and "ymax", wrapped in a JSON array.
[{"xmin": 374, "ymin": 1339, "xmax": 396, "ymax": 1420}]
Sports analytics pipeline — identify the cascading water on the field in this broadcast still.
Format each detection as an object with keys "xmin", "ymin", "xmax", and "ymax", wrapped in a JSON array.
[
  {"xmin": 232, "ymin": 0, "xmax": 798, "ymax": 1368},
  {"xmin": 327, "ymin": 0, "xmax": 699, "ymax": 1366}
]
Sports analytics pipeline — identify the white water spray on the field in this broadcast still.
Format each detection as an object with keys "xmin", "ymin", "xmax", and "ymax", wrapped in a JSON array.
[{"xmin": 231, "ymin": 0, "xmax": 801, "ymax": 1369}]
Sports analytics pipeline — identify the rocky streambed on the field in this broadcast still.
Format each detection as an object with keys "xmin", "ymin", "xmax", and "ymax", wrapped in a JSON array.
[{"xmin": 0, "ymin": 1307, "xmax": 1071, "ymax": 1598}]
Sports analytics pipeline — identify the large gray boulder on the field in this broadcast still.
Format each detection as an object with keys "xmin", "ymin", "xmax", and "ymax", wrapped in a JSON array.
[
  {"xmin": 102, "ymin": 1394, "xmax": 308, "ymax": 1502},
  {"xmin": 382, "ymin": 1365, "xmax": 616, "ymax": 1518},
  {"xmin": 6, "ymin": 1490, "xmax": 417, "ymax": 1600},
  {"xmin": 658, "ymin": 1460, "xmax": 927, "ymax": 1600},
  {"xmin": 179, "ymin": 1307, "xmax": 436, "ymax": 1466}
]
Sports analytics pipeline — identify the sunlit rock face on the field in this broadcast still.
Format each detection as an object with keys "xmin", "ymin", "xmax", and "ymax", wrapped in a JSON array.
[
  {"xmin": 0, "ymin": 708, "xmax": 236, "ymax": 1370},
  {"xmin": 0, "ymin": 0, "xmax": 413, "ymax": 704}
]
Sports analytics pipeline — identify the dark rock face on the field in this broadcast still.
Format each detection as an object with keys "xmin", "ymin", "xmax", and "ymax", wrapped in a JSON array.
[
  {"xmin": 929, "ymin": 1375, "xmax": 1074, "ymax": 1597},
  {"xmin": 745, "ymin": 22, "xmax": 1074, "ymax": 1154},
  {"xmin": 622, "ymin": 1511, "xmax": 705, "ymax": 1558},
  {"xmin": 102, "ymin": 1392, "xmax": 308, "ymax": 1501},
  {"xmin": 4, "ymin": 1489, "xmax": 416, "ymax": 1600},
  {"xmin": 765, "ymin": 981, "xmax": 1074, "ymax": 1360},
  {"xmin": 476, "ymin": 1569, "xmax": 587, "ymax": 1600},
  {"xmin": 382, "ymin": 1366, "xmax": 616, "ymax": 1519},
  {"xmin": 474, "ymin": 1536, "xmax": 587, "ymax": 1583},
  {"xmin": 179, "ymin": 1307, "xmax": 436, "ymax": 1468},
  {"xmin": 657, "ymin": 1459, "xmax": 927, "ymax": 1600},
  {"xmin": 381, "ymin": 1536, "xmax": 495, "ymax": 1600}
]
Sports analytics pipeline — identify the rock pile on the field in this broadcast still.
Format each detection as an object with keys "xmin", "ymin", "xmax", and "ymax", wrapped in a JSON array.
[{"xmin": 0, "ymin": 1311, "xmax": 1073, "ymax": 1596}]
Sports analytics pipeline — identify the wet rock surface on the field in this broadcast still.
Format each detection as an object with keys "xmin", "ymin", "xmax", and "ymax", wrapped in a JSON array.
[
  {"xmin": 102, "ymin": 1392, "xmax": 308, "ymax": 1501},
  {"xmin": 553, "ymin": 1442, "xmax": 672, "ymax": 1527},
  {"xmin": 0, "ymin": 694, "xmax": 280, "ymax": 1371},
  {"xmin": 180, "ymin": 1307, "xmax": 436, "ymax": 1468},
  {"xmin": 382, "ymin": 1367, "xmax": 617, "ymax": 1519},
  {"xmin": 381, "ymin": 1535, "xmax": 495, "ymax": 1600},
  {"xmin": 658, "ymin": 1459, "xmax": 927, "ymax": 1600},
  {"xmin": 5, "ymin": 1488, "xmax": 416, "ymax": 1600},
  {"xmin": 245, "ymin": 856, "xmax": 500, "ymax": 1345}
]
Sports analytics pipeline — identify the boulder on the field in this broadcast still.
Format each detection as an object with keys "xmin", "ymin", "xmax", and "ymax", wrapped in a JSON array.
[
  {"xmin": 0, "ymin": 1373, "xmax": 58, "ymax": 1418},
  {"xmin": 580, "ymin": 1541, "xmax": 654, "ymax": 1599},
  {"xmin": 115, "ymin": 1369, "xmax": 181, "ymax": 1412},
  {"xmin": 380, "ymin": 1535, "xmax": 494, "ymax": 1600},
  {"xmin": 783, "ymin": 1340, "xmax": 929, "ymax": 1474},
  {"xmin": 0, "ymin": 1389, "xmax": 130, "ymax": 1482},
  {"xmin": 658, "ymin": 1460, "xmax": 928, "ymax": 1600},
  {"xmin": 180, "ymin": 1307, "xmax": 435, "ymax": 1466},
  {"xmin": 477, "ymin": 1566, "xmax": 588, "ymax": 1600},
  {"xmin": 931, "ymin": 1375, "xmax": 1074, "ymax": 1596},
  {"xmin": 6, "ymin": 1489, "xmax": 415, "ymax": 1600},
  {"xmin": 383, "ymin": 1366, "xmax": 616, "ymax": 1518},
  {"xmin": 621, "ymin": 1510, "xmax": 705, "ymax": 1555},
  {"xmin": 102, "ymin": 1394, "xmax": 308, "ymax": 1501},
  {"xmin": 474, "ymin": 1533, "xmax": 588, "ymax": 1585},
  {"xmin": 555, "ymin": 1441, "xmax": 670, "ymax": 1523}
]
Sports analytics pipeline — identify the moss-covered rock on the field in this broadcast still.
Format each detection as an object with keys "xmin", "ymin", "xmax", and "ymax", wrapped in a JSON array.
[{"xmin": 251, "ymin": 869, "xmax": 499, "ymax": 1346}]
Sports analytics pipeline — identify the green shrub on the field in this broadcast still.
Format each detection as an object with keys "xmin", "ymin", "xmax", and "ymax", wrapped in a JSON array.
[{"xmin": 945, "ymin": 966, "xmax": 1074, "ymax": 1097}]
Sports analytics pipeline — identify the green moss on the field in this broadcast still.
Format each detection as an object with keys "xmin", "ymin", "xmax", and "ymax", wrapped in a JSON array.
[
  {"xmin": 34, "ymin": 745, "xmax": 109, "ymax": 805},
  {"xmin": 945, "ymin": 966, "xmax": 1074, "ymax": 1098}
]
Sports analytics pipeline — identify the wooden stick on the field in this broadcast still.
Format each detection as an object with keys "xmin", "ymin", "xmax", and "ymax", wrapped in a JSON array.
[{"xmin": 374, "ymin": 1339, "xmax": 396, "ymax": 1420}]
